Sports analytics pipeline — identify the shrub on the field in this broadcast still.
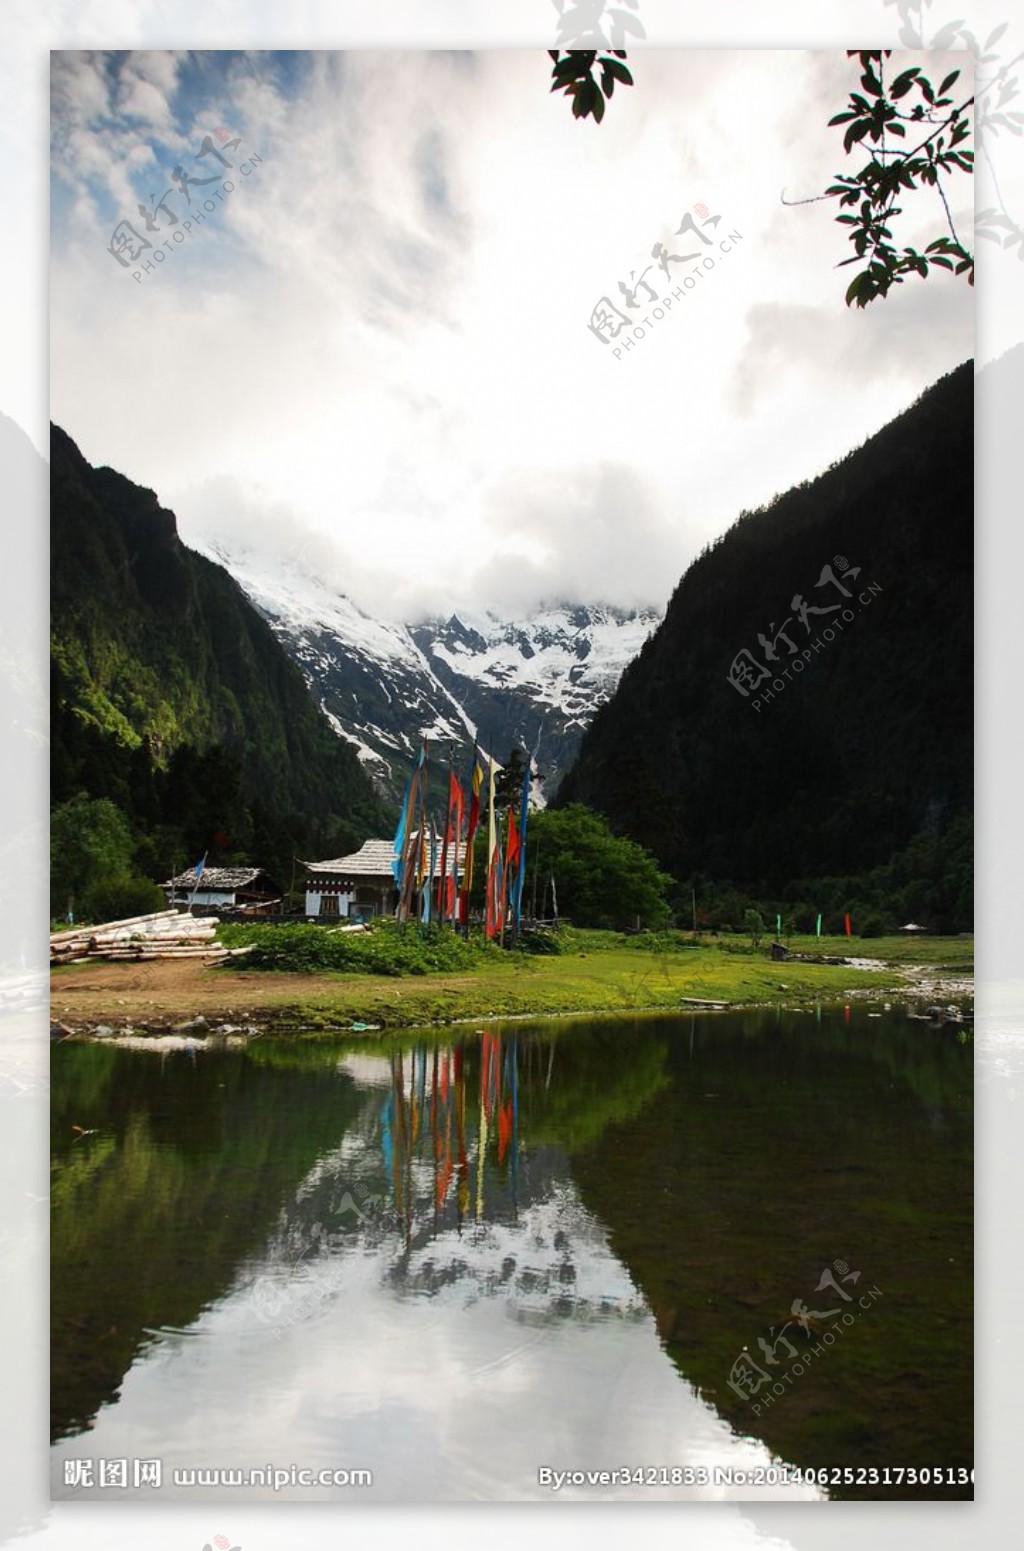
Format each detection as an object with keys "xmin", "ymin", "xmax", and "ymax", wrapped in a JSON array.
[
  {"xmin": 78, "ymin": 874, "xmax": 168, "ymax": 924},
  {"xmin": 230, "ymin": 919, "xmax": 498, "ymax": 977}
]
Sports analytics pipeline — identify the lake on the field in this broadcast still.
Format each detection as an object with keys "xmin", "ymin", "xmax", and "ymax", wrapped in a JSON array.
[{"xmin": 50, "ymin": 1005, "xmax": 972, "ymax": 1502}]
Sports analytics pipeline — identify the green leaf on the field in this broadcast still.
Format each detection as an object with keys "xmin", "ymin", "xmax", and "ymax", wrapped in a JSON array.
[
  {"xmin": 890, "ymin": 68, "xmax": 920, "ymax": 98},
  {"xmin": 861, "ymin": 68, "xmax": 882, "ymax": 97},
  {"xmin": 602, "ymin": 57, "xmax": 633, "ymax": 86},
  {"xmin": 939, "ymin": 70, "xmax": 961, "ymax": 95}
]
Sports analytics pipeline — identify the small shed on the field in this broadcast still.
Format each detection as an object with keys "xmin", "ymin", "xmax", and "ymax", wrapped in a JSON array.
[
  {"xmin": 163, "ymin": 865, "xmax": 282, "ymax": 913},
  {"xmin": 899, "ymin": 922, "xmax": 927, "ymax": 934}
]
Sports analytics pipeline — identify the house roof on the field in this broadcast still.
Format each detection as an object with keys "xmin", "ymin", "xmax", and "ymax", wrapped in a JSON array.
[
  {"xmin": 303, "ymin": 840, "xmax": 397, "ymax": 877},
  {"xmin": 164, "ymin": 866, "xmax": 278, "ymax": 890},
  {"xmin": 303, "ymin": 837, "xmax": 467, "ymax": 880}
]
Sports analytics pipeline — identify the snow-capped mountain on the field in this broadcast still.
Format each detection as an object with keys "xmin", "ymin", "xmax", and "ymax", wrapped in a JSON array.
[
  {"xmin": 409, "ymin": 605, "xmax": 660, "ymax": 793},
  {"xmin": 195, "ymin": 540, "xmax": 659, "ymax": 801}
]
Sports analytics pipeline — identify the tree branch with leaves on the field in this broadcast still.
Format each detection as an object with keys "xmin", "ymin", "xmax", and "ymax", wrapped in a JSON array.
[
  {"xmin": 821, "ymin": 49, "xmax": 974, "ymax": 306},
  {"xmin": 548, "ymin": 47, "xmax": 634, "ymax": 122}
]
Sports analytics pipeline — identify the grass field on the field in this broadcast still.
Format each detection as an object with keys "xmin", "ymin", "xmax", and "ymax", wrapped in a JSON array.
[{"xmin": 50, "ymin": 927, "xmax": 973, "ymax": 1034}]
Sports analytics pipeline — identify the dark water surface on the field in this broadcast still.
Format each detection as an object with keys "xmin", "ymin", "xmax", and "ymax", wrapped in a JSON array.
[{"xmin": 50, "ymin": 1006, "xmax": 972, "ymax": 1502}]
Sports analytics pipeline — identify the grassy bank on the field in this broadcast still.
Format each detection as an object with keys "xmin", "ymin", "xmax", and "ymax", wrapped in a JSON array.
[{"xmin": 50, "ymin": 926, "xmax": 972, "ymax": 1035}]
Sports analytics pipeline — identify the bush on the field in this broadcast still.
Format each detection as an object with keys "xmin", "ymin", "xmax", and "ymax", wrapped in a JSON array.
[
  {"xmin": 743, "ymin": 908, "xmax": 765, "ymax": 948},
  {"xmin": 230, "ymin": 919, "xmax": 499, "ymax": 977},
  {"xmin": 78, "ymin": 874, "xmax": 168, "ymax": 924},
  {"xmin": 517, "ymin": 926, "xmax": 566, "ymax": 955},
  {"xmin": 857, "ymin": 911, "xmax": 894, "ymax": 938}
]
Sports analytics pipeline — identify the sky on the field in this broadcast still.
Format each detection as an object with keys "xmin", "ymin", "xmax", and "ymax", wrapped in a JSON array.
[{"xmin": 49, "ymin": 47, "xmax": 974, "ymax": 622}]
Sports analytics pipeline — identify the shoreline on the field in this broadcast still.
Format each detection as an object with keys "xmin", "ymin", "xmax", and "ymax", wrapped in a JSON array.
[{"xmin": 50, "ymin": 941, "xmax": 974, "ymax": 1043}]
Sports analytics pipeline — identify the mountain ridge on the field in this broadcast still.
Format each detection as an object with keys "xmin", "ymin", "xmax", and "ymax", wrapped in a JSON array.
[
  {"xmin": 558, "ymin": 359, "xmax": 974, "ymax": 928},
  {"xmin": 191, "ymin": 534, "xmax": 661, "ymax": 801},
  {"xmin": 50, "ymin": 424, "xmax": 392, "ymax": 892}
]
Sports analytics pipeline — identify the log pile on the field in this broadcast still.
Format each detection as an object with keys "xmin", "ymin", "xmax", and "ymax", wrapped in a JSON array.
[{"xmin": 50, "ymin": 909, "xmax": 253, "ymax": 966}]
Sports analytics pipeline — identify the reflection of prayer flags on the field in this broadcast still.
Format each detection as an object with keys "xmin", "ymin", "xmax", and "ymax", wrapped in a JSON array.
[
  {"xmin": 498, "ymin": 1099, "xmax": 513, "ymax": 1164},
  {"xmin": 844, "ymin": 911, "xmax": 852, "ymax": 937}
]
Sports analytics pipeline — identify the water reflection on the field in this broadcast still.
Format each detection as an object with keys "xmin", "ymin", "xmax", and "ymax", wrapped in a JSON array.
[
  {"xmin": 50, "ymin": 1009, "xmax": 971, "ymax": 1501},
  {"xmin": 249, "ymin": 1033, "xmax": 648, "ymax": 1333}
]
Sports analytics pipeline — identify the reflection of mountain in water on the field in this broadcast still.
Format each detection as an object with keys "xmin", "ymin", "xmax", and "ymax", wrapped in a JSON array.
[
  {"xmin": 51, "ymin": 1024, "xmax": 665, "ymax": 1441},
  {"xmin": 249, "ymin": 1040, "xmax": 648, "ymax": 1330}
]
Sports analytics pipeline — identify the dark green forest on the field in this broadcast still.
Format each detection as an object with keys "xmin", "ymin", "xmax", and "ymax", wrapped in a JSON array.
[
  {"xmin": 50, "ymin": 425, "xmax": 392, "ymax": 915},
  {"xmin": 559, "ymin": 362, "xmax": 973, "ymax": 932}
]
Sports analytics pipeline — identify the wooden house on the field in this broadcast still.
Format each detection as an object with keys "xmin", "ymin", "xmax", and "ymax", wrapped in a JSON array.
[
  {"xmin": 163, "ymin": 865, "xmax": 282, "ymax": 913},
  {"xmin": 302, "ymin": 837, "xmax": 468, "ymax": 921}
]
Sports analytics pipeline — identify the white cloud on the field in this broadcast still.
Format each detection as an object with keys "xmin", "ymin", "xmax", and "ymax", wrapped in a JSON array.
[{"xmin": 50, "ymin": 47, "xmax": 974, "ymax": 620}]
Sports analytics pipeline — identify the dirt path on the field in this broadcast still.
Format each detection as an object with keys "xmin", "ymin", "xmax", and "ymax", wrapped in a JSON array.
[{"xmin": 50, "ymin": 958, "xmax": 319, "ymax": 1029}]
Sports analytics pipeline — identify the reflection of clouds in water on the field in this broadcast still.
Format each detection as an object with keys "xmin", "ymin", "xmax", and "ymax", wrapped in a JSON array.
[
  {"xmin": 247, "ymin": 1082, "xmax": 645, "ymax": 1335},
  {"xmin": 51, "ymin": 1148, "xmax": 816, "ymax": 1504},
  {"xmin": 47, "ymin": 1046, "xmax": 819, "ymax": 1503}
]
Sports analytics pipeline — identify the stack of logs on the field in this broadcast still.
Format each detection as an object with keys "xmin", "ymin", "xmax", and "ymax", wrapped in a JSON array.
[{"xmin": 49, "ymin": 909, "xmax": 253, "ymax": 965}]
